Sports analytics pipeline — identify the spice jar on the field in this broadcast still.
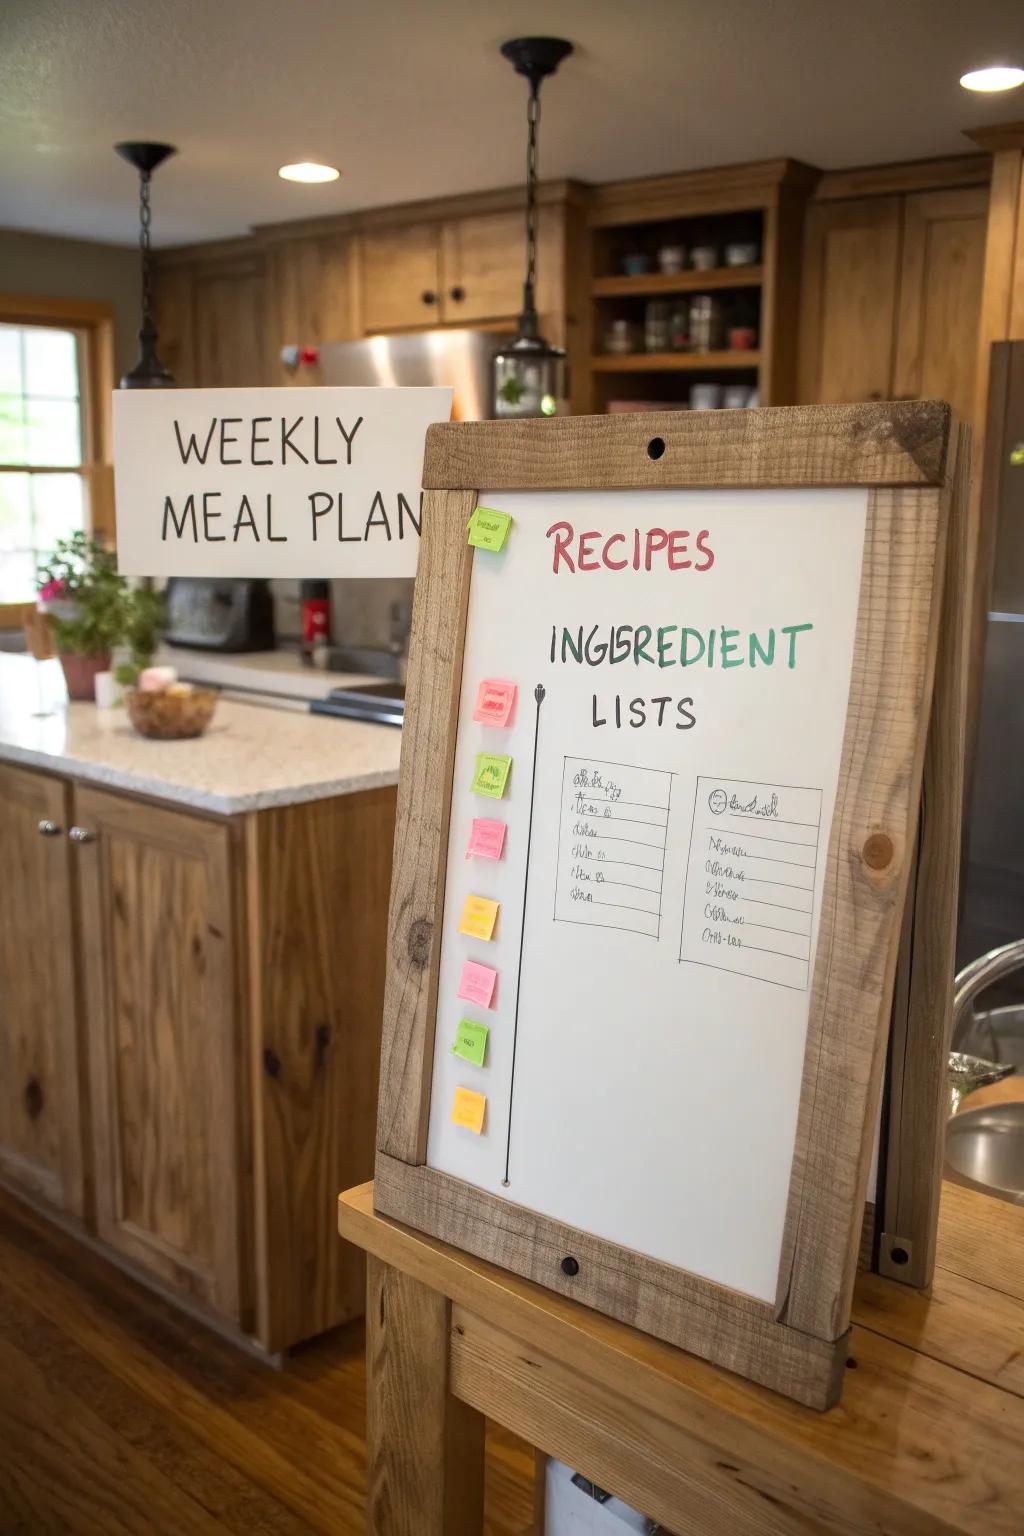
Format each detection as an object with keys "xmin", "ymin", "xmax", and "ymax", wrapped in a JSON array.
[
  {"xmin": 689, "ymin": 294, "xmax": 724, "ymax": 352},
  {"xmin": 604, "ymin": 318, "xmax": 639, "ymax": 354},
  {"xmin": 644, "ymin": 301, "xmax": 671, "ymax": 353},
  {"xmin": 669, "ymin": 300, "xmax": 690, "ymax": 351}
]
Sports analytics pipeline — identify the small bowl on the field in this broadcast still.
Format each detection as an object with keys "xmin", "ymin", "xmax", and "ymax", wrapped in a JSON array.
[{"xmin": 125, "ymin": 686, "xmax": 218, "ymax": 740}]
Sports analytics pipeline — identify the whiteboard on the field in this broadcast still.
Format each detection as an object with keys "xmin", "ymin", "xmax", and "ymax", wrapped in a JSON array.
[{"xmin": 426, "ymin": 488, "xmax": 867, "ymax": 1303}]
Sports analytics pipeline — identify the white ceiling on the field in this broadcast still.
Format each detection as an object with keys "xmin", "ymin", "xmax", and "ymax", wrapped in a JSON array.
[{"xmin": 1, "ymin": 0, "xmax": 1023, "ymax": 248}]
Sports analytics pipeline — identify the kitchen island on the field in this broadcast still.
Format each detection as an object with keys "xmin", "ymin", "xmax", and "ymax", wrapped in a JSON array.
[{"xmin": 0, "ymin": 655, "xmax": 400, "ymax": 1354}]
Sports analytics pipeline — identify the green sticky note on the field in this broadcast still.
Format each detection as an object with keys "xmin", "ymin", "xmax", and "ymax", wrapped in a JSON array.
[
  {"xmin": 472, "ymin": 751, "xmax": 512, "ymax": 798},
  {"xmin": 468, "ymin": 506, "xmax": 512, "ymax": 552},
  {"xmin": 451, "ymin": 1018, "xmax": 489, "ymax": 1068}
]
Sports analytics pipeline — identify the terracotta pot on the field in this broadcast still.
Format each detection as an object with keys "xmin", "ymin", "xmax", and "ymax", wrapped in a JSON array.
[{"xmin": 60, "ymin": 651, "xmax": 111, "ymax": 702}]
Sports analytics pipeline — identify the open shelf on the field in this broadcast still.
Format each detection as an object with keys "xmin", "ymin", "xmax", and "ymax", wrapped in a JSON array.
[
  {"xmin": 591, "ymin": 350, "xmax": 761, "ymax": 373},
  {"xmin": 591, "ymin": 265, "xmax": 763, "ymax": 298}
]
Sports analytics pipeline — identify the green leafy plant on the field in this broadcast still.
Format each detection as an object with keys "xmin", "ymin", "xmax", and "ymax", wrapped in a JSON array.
[{"xmin": 37, "ymin": 532, "xmax": 162, "ymax": 672}]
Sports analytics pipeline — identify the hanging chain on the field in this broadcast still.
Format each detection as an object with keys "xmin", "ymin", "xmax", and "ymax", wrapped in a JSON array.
[
  {"xmin": 523, "ymin": 81, "xmax": 540, "ymax": 315},
  {"xmin": 139, "ymin": 172, "xmax": 153, "ymax": 328}
]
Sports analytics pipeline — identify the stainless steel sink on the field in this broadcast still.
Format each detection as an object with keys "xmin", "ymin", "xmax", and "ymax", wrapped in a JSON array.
[{"xmin": 946, "ymin": 1101, "xmax": 1024, "ymax": 1204}]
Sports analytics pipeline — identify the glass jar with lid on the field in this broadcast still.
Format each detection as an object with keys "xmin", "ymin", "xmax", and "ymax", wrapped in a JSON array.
[{"xmin": 689, "ymin": 294, "xmax": 724, "ymax": 352}]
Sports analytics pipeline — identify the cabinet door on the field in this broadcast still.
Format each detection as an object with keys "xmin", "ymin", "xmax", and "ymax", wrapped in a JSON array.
[
  {"xmin": 0, "ymin": 765, "xmax": 82, "ymax": 1216},
  {"xmin": 73, "ymin": 786, "xmax": 244, "ymax": 1321},
  {"xmin": 893, "ymin": 188, "xmax": 988, "ymax": 427},
  {"xmin": 440, "ymin": 211, "xmax": 525, "ymax": 323},
  {"xmin": 797, "ymin": 197, "xmax": 902, "ymax": 403},
  {"xmin": 193, "ymin": 260, "xmax": 268, "ymax": 386},
  {"xmin": 267, "ymin": 235, "xmax": 356, "ymax": 381},
  {"xmin": 359, "ymin": 223, "xmax": 440, "ymax": 332}
]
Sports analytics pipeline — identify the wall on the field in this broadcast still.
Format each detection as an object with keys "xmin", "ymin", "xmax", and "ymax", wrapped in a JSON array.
[{"xmin": 0, "ymin": 228, "xmax": 141, "ymax": 377}]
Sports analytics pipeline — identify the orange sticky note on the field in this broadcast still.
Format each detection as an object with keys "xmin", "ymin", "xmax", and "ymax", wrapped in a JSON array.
[
  {"xmin": 451, "ymin": 1085, "xmax": 487, "ymax": 1134},
  {"xmin": 459, "ymin": 893, "xmax": 499, "ymax": 941}
]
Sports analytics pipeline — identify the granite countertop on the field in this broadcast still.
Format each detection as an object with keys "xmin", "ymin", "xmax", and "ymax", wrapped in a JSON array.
[{"xmin": 0, "ymin": 655, "xmax": 402, "ymax": 815}]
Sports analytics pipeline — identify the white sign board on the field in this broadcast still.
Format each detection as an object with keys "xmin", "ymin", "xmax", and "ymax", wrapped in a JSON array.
[
  {"xmin": 112, "ymin": 387, "xmax": 452, "ymax": 578},
  {"xmin": 426, "ymin": 488, "xmax": 867, "ymax": 1303}
]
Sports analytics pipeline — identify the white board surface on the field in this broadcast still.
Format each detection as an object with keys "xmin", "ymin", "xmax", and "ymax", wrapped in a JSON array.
[
  {"xmin": 426, "ymin": 488, "xmax": 868, "ymax": 1303},
  {"xmin": 112, "ymin": 386, "xmax": 452, "ymax": 578}
]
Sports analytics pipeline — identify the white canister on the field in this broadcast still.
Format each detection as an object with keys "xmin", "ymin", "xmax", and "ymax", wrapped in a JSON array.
[
  {"xmin": 689, "ymin": 245, "xmax": 718, "ymax": 271},
  {"xmin": 93, "ymin": 669, "xmax": 123, "ymax": 709},
  {"xmin": 689, "ymin": 382, "xmax": 724, "ymax": 411},
  {"xmin": 723, "ymin": 384, "xmax": 751, "ymax": 409}
]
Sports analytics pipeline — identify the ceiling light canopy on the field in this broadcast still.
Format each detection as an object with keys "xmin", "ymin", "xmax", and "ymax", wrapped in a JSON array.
[
  {"xmin": 960, "ymin": 65, "xmax": 1024, "ymax": 93},
  {"xmin": 278, "ymin": 161, "xmax": 340, "ymax": 183}
]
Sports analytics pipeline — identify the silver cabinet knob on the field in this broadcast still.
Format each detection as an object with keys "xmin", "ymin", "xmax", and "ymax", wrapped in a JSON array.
[
  {"xmin": 68, "ymin": 826, "xmax": 96, "ymax": 844},
  {"xmin": 37, "ymin": 819, "xmax": 63, "ymax": 837}
]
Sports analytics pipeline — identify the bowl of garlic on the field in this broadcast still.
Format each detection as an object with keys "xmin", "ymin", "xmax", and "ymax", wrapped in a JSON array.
[{"xmin": 125, "ymin": 666, "xmax": 219, "ymax": 740}]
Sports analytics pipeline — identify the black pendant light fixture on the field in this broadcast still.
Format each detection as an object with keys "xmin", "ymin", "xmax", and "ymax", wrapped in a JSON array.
[
  {"xmin": 493, "ymin": 37, "xmax": 573, "ymax": 419},
  {"xmin": 115, "ymin": 141, "xmax": 177, "ymax": 387}
]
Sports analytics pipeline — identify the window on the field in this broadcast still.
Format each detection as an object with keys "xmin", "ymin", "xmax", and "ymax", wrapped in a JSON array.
[{"xmin": 0, "ymin": 296, "xmax": 115, "ymax": 620}]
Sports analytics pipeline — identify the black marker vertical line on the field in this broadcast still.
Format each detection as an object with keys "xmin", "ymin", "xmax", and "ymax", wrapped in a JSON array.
[{"xmin": 503, "ymin": 682, "xmax": 546, "ymax": 1187}]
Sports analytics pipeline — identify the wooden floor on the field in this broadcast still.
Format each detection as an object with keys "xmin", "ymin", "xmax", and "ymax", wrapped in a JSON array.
[{"xmin": 0, "ymin": 1190, "xmax": 535, "ymax": 1535}]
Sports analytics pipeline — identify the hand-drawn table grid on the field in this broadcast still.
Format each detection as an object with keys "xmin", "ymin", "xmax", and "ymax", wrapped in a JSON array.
[
  {"xmin": 554, "ymin": 756, "xmax": 673, "ymax": 940},
  {"xmin": 678, "ymin": 776, "xmax": 823, "ymax": 990}
]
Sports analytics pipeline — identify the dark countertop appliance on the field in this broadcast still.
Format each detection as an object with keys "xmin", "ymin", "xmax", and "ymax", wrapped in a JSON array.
[{"xmin": 164, "ymin": 577, "xmax": 275, "ymax": 652}]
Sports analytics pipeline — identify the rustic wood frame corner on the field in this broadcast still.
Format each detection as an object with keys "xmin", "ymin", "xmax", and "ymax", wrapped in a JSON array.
[{"xmin": 372, "ymin": 401, "xmax": 967, "ymax": 1409}]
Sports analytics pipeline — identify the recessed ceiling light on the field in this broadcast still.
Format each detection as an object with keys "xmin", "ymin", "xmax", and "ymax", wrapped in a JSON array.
[
  {"xmin": 278, "ymin": 161, "xmax": 340, "ymax": 183},
  {"xmin": 960, "ymin": 65, "xmax": 1024, "ymax": 93}
]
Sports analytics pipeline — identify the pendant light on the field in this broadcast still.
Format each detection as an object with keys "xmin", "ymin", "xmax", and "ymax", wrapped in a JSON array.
[
  {"xmin": 115, "ymin": 141, "xmax": 178, "ymax": 387},
  {"xmin": 493, "ymin": 37, "xmax": 573, "ymax": 419}
]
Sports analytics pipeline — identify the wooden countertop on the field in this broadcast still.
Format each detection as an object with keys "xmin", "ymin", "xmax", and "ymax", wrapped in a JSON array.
[{"xmin": 339, "ymin": 1177, "xmax": 1024, "ymax": 1533}]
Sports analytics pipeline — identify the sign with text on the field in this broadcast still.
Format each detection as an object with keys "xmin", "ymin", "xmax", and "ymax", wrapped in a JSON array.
[{"xmin": 112, "ymin": 386, "xmax": 452, "ymax": 578}]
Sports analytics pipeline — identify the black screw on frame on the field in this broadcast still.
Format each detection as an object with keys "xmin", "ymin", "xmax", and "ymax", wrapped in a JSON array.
[{"xmin": 502, "ymin": 682, "xmax": 546, "ymax": 1187}]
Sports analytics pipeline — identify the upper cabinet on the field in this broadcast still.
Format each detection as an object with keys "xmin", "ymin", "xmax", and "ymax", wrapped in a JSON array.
[
  {"xmin": 264, "ymin": 233, "xmax": 357, "ymax": 382},
  {"xmin": 798, "ymin": 196, "xmax": 903, "ymax": 405},
  {"xmin": 891, "ymin": 188, "xmax": 988, "ymax": 426},
  {"xmin": 153, "ymin": 246, "xmax": 269, "ymax": 387},
  {"xmin": 358, "ymin": 222, "xmax": 442, "ymax": 331},
  {"xmin": 357, "ymin": 211, "xmax": 527, "ymax": 332},
  {"xmin": 798, "ymin": 183, "xmax": 988, "ymax": 425},
  {"xmin": 439, "ymin": 211, "xmax": 525, "ymax": 324}
]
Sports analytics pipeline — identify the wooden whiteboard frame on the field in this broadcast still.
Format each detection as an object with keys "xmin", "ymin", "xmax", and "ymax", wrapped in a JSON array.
[{"xmin": 373, "ymin": 402, "xmax": 962, "ymax": 1409}]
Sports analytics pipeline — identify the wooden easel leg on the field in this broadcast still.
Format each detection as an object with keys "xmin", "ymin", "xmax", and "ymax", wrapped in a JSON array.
[{"xmin": 366, "ymin": 1254, "xmax": 485, "ymax": 1535}]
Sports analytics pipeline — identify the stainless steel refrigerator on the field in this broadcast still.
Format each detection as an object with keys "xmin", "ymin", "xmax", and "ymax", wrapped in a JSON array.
[{"xmin": 959, "ymin": 342, "xmax": 1024, "ymax": 975}]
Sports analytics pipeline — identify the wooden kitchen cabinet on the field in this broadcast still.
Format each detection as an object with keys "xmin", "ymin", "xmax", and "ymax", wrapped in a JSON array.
[
  {"xmin": 798, "ymin": 184, "xmax": 988, "ymax": 424},
  {"xmin": 73, "ymin": 785, "xmax": 246, "ymax": 1324},
  {"xmin": 892, "ymin": 187, "xmax": 988, "ymax": 426},
  {"xmin": 797, "ymin": 196, "xmax": 903, "ymax": 404},
  {"xmin": 0, "ymin": 761, "xmax": 395, "ymax": 1354},
  {"xmin": 265, "ymin": 233, "xmax": 357, "ymax": 380},
  {"xmin": 152, "ymin": 246, "xmax": 269, "ymax": 387},
  {"xmin": 439, "ymin": 211, "xmax": 525, "ymax": 323},
  {"xmin": 0, "ymin": 764, "xmax": 83, "ymax": 1218},
  {"xmin": 358, "ymin": 222, "xmax": 442, "ymax": 331}
]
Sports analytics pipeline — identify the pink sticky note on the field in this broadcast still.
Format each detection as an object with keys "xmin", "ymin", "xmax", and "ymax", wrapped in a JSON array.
[
  {"xmin": 458, "ymin": 959, "xmax": 498, "ymax": 1010},
  {"xmin": 466, "ymin": 818, "xmax": 507, "ymax": 861},
  {"xmin": 473, "ymin": 678, "xmax": 517, "ymax": 728}
]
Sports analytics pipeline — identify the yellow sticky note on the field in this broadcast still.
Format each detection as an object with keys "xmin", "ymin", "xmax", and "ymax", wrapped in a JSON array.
[
  {"xmin": 459, "ymin": 893, "xmax": 499, "ymax": 941},
  {"xmin": 451, "ymin": 1085, "xmax": 486, "ymax": 1134}
]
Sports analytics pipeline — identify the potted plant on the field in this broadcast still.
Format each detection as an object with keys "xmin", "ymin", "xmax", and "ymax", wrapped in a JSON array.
[{"xmin": 37, "ymin": 532, "xmax": 162, "ymax": 700}]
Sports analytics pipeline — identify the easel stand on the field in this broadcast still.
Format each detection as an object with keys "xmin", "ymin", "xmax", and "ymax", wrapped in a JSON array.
[{"xmin": 340, "ymin": 1179, "xmax": 1024, "ymax": 1536}]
